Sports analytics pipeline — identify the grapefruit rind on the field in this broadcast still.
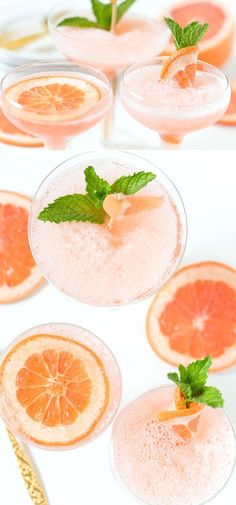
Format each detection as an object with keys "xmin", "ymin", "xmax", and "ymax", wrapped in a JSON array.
[
  {"xmin": 0, "ymin": 190, "xmax": 44, "ymax": 303},
  {"xmin": 0, "ymin": 334, "xmax": 110, "ymax": 447},
  {"xmin": 160, "ymin": 46, "xmax": 199, "ymax": 88},
  {"xmin": 147, "ymin": 261, "xmax": 236, "ymax": 372},
  {"xmin": 163, "ymin": 0, "xmax": 235, "ymax": 68}
]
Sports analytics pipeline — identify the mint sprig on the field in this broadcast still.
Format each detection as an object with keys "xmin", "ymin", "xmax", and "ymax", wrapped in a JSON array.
[
  {"xmin": 168, "ymin": 356, "xmax": 224, "ymax": 408},
  {"xmin": 58, "ymin": 0, "xmax": 136, "ymax": 31},
  {"xmin": 38, "ymin": 165, "xmax": 156, "ymax": 225},
  {"xmin": 165, "ymin": 17, "xmax": 209, "ymax": 50}
]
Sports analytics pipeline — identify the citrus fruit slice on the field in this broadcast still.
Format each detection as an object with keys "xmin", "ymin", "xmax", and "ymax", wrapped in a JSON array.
[
  {"xmin": 157, "ymin": 388, "xmax": 203, "ymax": 441},
  {"xmin": 164, "ymin": 0, "xmax": 234, "ymax": 67},
  {"xmin": 218, "ymin": 81, "xmax": 236, "ymax": 126},
  {"xmin": 0, "ymin": 333, "xmax": 110, "ymax": 447},
  {"xmin": 0, "ymin": 190, "xmax": 44, "ymax": 303},
  {"xmin": 147, "ymin": 262, "xmax": 236, "ymax": 372},
  {"xmin": 6, "ymin": 76, "xmax": 102, "ymax": 117},
  {"xmin": 160, "ymin": 46, "xmax": 199, "ymax": 88},
  {"xmin": 0, "ymin": 108, "xmax": 43, "ymax": 147}
]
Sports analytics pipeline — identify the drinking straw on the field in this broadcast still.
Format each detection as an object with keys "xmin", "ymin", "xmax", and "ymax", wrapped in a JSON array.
[{"xmin": 7, "ymin": 429, "xmax": 48, "ymax": 505}]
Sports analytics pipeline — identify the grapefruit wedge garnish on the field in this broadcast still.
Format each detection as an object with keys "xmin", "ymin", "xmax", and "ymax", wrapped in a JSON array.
[
  {"xmin": 161, "ymin": 46, "xmax": 199, "ymax": 88},
  {"xmin": 0, "ymin": 108, "xmax": 43, "ymax": 147},
  {"xmin": 0, "ymin": 190, "xmax": 44, "ymax": 303},
  {"xmin": 218, "ymin": 81, "xmax": 236, "ymax": 126},
  {"xmin": 157, "ymin": 387, "xmax": 203, "ymax": 440},
  {"xmin": 0, "ymin": 334, "xmax": 109, "ymax": 447},
  {"xmin": 164, "ymin": 0, "xmax": 234, "ymax": 67},
  {"xmin": 104, "ymin": 194, "xmax": 164, "ymax": 246},
  {"xmin": 7, "ymin": 76, "xmax": 102, "ymax": 117},
  {"xmin": 147, "ymin": 261, "xmax": 236, "ymax": 372}
]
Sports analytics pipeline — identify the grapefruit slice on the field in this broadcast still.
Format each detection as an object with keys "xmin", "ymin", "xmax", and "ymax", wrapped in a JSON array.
[
  {"xmin": 164, "ymin": 0, "xmax": 234, "ymax": 67},
  {"xmin": 0, "ymin": 190, "xmax": 44, "ymax": 303},
  {"xmin": 160, "ymin": 46, "xmax": 199, "ymax": 88},
  {"xmin": 218, "ymin": 81, "xmax": 236, "ymax": 126},
  {"xmin": 0, "ymin": 108, "xmax": 43, "ymax": 147},
  {"xmin": 157, "ymin": 387, "xmax": 203, "ymax": 440},
  {"xmin": 6, "ymin": 76, "xmax": 102, "ymax": 117},
  {"xmin": 0, "ymin": 334, "xmax": 109, "ymax": 447},
  {"xmin": 147, "ymin": 262, "xmax": 236, "ymax": 372}
]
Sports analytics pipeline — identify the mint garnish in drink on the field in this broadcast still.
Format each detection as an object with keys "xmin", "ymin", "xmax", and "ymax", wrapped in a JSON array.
[
  {"xmin": 58, "ymin": 0, "xmax": 136, "ymax": 31},
  {"xmin": 168, "ymin": 356, "xmax": 224, "ymax": 408},
  {"xmin": 38, "ymin": 166, "xmax": 156, "ymax": 224},
  {"xmin": 165, "ymin": 17, "xmax": 209, "ymax": 50}
]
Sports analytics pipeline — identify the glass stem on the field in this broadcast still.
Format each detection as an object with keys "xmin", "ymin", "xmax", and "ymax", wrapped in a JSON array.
[
  {"xmin": 43, "ymin": 137, "xmax": 69, "ymax": 150},
  {"xmin": 159, "ymin": 134, "xmax": 184, "ymax": 149},
  {"xmin": 102, "ymin": 73, "xmax": 118, "ymax": 143}
]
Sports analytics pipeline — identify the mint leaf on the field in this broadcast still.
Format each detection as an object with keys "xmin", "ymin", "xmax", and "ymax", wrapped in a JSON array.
[
  {"xmin": 192, "ymin": 386, "xmax": 224, "ymax": 408},
  {"xmin": 91, "ymin": 0, "xmax": 112, "ymax": 30},
  {"xmin": 58, "ymin": 17, "xmax": 100, "ymax": 28},
  {"xmin": 84, "ymin": 166, "xmax": 110, "ymax": 207},
  {"xmin": 111, "ymin": 171, "xmax": 156, "ymax": 195},
  {"xmin": 164, "ymin": 18, "xmax": 183, "ymax": 50},
  {"xmin": 182, "ymin": 21, "xmax": 209, "ymax": 48},
  {"xmin": 165, "ymin": 17, "xmax": 209, "ymax": 50},
  {"xmin": 167, "ymin": 356, "xmax": 224, "ymax": 409},
  {"xmin": 38, "ymin": 194, "xmax": 106, "ymax": 224},
  {"xmin": 184, "ymin": 356, "xmax": 212, "ymax": 394},
  {"xmin": 167, "ymin": 373, "xmax": 192, "ymax": 401},
  {"xmin": 117, "ymin": 0, "xmax": 136, "ymax": 23}
]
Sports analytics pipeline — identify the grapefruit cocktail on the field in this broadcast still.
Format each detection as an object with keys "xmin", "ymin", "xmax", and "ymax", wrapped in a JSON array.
[
  {"xmin": 1, "ymin": 61, "xmax": 112, "ymax": 149},
  {"xmin": 112, "ymin": 357, "xmax": 236, "ymax": 505},
  {"xmin": 121, "ymin": 18, "xmax": 230, "ymax": 147},
  {"xmin": 48, "ymin": 0, "xmax": 169, "ymax": 143},
  {"xmin": 29, "ymin": 151, "xmax": 187, "ymax": 306},
  {"xmin": 0, "ymin": 323, "xmax": 121, "ymax": 449}
]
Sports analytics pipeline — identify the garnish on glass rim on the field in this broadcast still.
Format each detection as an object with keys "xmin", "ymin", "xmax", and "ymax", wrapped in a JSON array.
[
  {"xmin": 157, "ymin": 356, "xmax": 224, "ymax": 423},
  {"xmin": 161, "ymin": 18, "xmax": 209, "ymax": 88},
  {"xmin": 38, "ymin": 165, "xmax": 156, "ymax": 224},
  {"xmin": 58, "ymin": 0, "xmax": 136, "ymax": 31}
]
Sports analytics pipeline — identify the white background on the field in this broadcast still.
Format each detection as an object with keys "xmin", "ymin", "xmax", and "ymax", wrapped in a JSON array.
[
  {"xmin": 0, "ymin": 149, "xmax": 236, "ymax": 504},
  {"xmin": 0, "ymin": 0, "xmax": 236, "ymax": 149}
]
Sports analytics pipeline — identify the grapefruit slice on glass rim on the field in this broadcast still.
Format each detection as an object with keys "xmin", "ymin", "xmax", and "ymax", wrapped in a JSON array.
[
  {"xmin": 146, "ymin": 262, "xmax": 236, "ymax": 372},
  {"xmin": 218, "ymin": 81, "xmax": 236, "ymax": 126},
  {"xmin": 160, "ymin": 45, "xmax": 199, "ymax": 88},
  {"xmin": 0, "ymin": 108, "xmax": 43, "ymax": 147},
  {"xmin": 0, "ymin": 190, "xmax": 44, "ymax": 303},
  {"xmin": 163, "ymin": 0, "xmax": 234, "ymax": 67}
]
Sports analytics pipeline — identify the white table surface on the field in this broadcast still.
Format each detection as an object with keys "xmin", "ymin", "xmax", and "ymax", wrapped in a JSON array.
[
  {"xmin": 0, "ymin": 149, "xmax": 236, "ymax": 505},
  {"xmin": 0, "ymin": 0, "xmax": 236, "ymax": 150}
]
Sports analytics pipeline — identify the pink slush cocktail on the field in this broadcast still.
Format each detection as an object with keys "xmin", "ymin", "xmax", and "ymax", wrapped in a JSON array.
[
  {"xmin": 121, "ymin": 58, "xmax": 230, "ymax": 147},
  {"xmin": 48, "ymin": 0, "xmax": 169, "ymax": 78},
  {"xmin": 1, "ymin": 61, "xmax": 112, "ymax": 149},
  {"xmin": 29, "ymin": 151, "xmax": 187, "ymax": 306},
  {"xmin": 112, "ymin": 386, "xmax": 236, "ymax": 505}
]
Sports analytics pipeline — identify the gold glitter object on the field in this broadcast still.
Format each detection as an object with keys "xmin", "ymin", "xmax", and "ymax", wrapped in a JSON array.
[{"xmin": 7, "ymin": 429, "xmax": 48, "ymax": 505}]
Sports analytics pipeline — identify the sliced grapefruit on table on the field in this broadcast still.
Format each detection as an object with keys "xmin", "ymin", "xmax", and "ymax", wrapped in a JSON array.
[
  {"xmin": 0, "ymin": 334, "xmax": 109, "ymax": 447},
  {"xmin": 163, "ymin": 0, "xmax": 234, "ymax": 67},
  {"xmin": 0, "ymin": 108, "xmax": 43, "ymax": 147},
  {"xmin": 7, "ymin": 77, "xmax": 102, "ymax": 116},
  {"xmin": 0, "ymin": 190, "xmax": 44, "ymax": 303},
  {"xmin": 161, "ymin": 45, "xmax": 199, "ymax": 88},
  {"xmin": 218, "ymin": 81, "xmax": 236, "ymax": 125},
  {"xmin": 147, "ymin": 262, "xmax": 236, "ymax": 372}
]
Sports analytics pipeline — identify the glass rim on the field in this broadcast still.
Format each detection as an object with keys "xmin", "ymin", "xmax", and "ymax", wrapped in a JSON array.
[
  {"xmin": 48, "ymin": 0, "xmax": 169, "ymax": 41},
  {"xmin": 0, "ymin": 321, "xmax": 122, "ymax": 451},
  {"xmin": 28, "ymin": 149, "xmax": 188, "ymax": 308},
  {"xmin": 0, "ymin": 59, "xmax": 112, "ymax": 116},
  {"xmin": 121, "ymin": 57, "xmax": 230, "ymax": 109},
  {"xmin": 110, "ymin": 384, "xmax": 236, "ymax": 505}
]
